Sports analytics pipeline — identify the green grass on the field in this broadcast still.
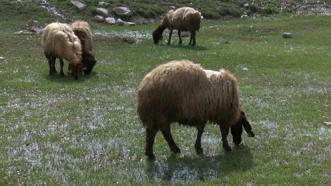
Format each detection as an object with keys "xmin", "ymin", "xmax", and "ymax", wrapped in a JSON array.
[{"xmin": 0, "ymin": 14, "xmax": 330, "ymax": 185}]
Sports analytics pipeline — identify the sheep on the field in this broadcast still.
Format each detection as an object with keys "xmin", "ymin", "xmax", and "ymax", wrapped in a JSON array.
[
  {"xmin": 152, "ymin": 7, "xmax": 202, "ymax": 46},
  {"xmin": 137, "ymin": 60, "xmax": 254, "ymax": 159},
  {"xmin": 71, "ymin": 20, "xmax": 97, "ymax": 75},
  {"xmin": 42, "ymin": 22, "xmax": 82, "ymax": 79}
]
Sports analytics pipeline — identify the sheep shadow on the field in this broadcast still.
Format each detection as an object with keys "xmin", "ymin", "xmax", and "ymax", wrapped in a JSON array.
[
  {"xmin": 46, "ymin": 71, "xmax": 97, "ymax": 83},
  {"xmin": 145, "ymin": 145, "xmax": 253, "ymax": 183},
  {"xmin": 158, "ymin": 43, "xmax": 208, "ymax": 51}
]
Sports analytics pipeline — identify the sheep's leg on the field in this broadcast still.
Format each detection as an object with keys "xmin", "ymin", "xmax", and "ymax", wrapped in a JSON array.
[
  {"xmin": 145, "ymin": 128, "xmax": 158, "ymax": 160},
  {"xmin": 195, "ymin": 126, "xmax": 205, "ymax": 155},
  {"xmin": 220, "ymin": 125, "xmax": 231, "ymax": 152},
  {"xmin": 50, "ymin": 57, "xmax": 57, "ymax": 74},
  {"xmin": 59, "ymin": 58, "xmax": 64, "ymax": 76},
  {"xmin": 192, "ymin": 31, "xmax": 196, "ymax": 46},
  {"xmin": 178, "ymin": 30, "xmax": 182, "ymax": 45},
  {"xmin": 231, "ymin": 123, "xmax": 243, "ymax": 146},
  {"xmin": 189, "ymin": 33, "xmax": 192, "ymax": 45},
  {"xmin": 47, "ymin": 57, "xmax": 53, "ymax": 75},
  {"xmin": 161, "ymin": 127, "xmax": 180, "ymax": 154},
  {"xmin": 167, "ymin": 29, "xmax": 173, "ymax": 45}
]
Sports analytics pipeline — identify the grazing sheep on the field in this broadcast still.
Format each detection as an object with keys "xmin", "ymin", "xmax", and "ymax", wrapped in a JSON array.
[
  {"xmin": 71, "ymin": 20, "xmax": 97, "ymax": 75},
  {"xmin": 153, "ymin": 7, "xmax": 202, "ymax": 46},
  {"xmin": 137, "ymin": 60, "xmax": 254, "ymax": 159},
  {"xmin": 42, "ymin": 22, "xmax": 82, "ymax": 79}
]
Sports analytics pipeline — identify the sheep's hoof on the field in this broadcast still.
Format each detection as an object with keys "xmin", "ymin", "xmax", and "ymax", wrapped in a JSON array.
[
  {"xmin": 171, "ymin": 147, "xmax": 181, "ymax": 154},
  {"xmin": 49, "ymin": 71, "xmax": 56, "ymax": 75},
  {"xmin": 247, "ymin": 132, "xmax": 255, "ymax": 137},
  {"xmin": 223, "ymin": 144, "xmax": 232, "ymax": 152},
  {"xmin": 146, "ymin": 154, "xmax": 155, "ymax": 161},
  {"xmin": 195, "ymin": 147, "xmax": 203, "ymax": 155}
]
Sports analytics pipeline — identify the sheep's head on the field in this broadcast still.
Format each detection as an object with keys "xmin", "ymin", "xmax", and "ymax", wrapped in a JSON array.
[
  {"xmin": 152, "ymin": 26, "xmax": 165, "ymax": 44},
  {"xmin": 82, "ymin": 52, "xmax": 96, "ymax": 75},
  {"xmin": 231, "ymin": 111, "xmax": 255, "ymax": 146}
]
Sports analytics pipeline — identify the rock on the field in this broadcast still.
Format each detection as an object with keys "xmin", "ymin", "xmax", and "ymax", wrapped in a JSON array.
[
  {"xmin": 94, "ymin": 15, "xmax": 105, "ymax": 22},
  {"xmin": 113, "ymin": 6, "xmax": 132, "ymax": 16},
  {"xmin": 116, "ymin": 18, "xmax": 125, "ymax": 25},
  {"xmin": 0, "ymin": 57, "xmax": 5, "ymax": 60},
  {"xmin": 133, "ymin": 17, "xmax": 147, "ymax": 25},
  {"xmin": 116, "ymin": 18, "xmax": 135, "ymax": 26},
  {"xmin": 241, "ymin": 14, "xmax": 249, "ymax": 19},
  {"xmin": 98, "ymin": 1, "xmax": 110, "ymax": 7},
  {"xmin": 169, "ymin": 6, "xmax": 176, "ymax": 10},
  {"xmin": 283, "ymin": 32, "xmax": 293, "ymax": 38},
  {"xmin": 126, "ymin": 22, "xmax": 136, "ymax": 26},
  {"xmin": 244, "ymin": 3, "xmax": 249, "ymax": 8},
  {"xmin": 26, "ymin": 20, "xmax": 43, "ymax": 33},
  {"xmin": 71, "ymin": 0, "xmax": 86, "ymax": 11},
  {"xmin": 105, "ymin": 17, "xmax": 116, "ymax": 24},
  {"xmin": 242, "ymin": 67, "xmax": 249, "ymax": 71},
  {"xmin": 95, "ymin": 7, "xmax": 109, "ymax": 17}
]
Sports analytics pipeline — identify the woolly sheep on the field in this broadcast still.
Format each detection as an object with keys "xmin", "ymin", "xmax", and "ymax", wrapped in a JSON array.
[
  {"xmin": 153, "ymin": 7, "xmax": 203, "ymax": 46},
  {"xmin": 42, "ymin": 22, "xmax": 82, "ymax": 79},
  {"xmin": 137, "ymin": 60, "xmax": 254, "ymax": 159},
  {"xmin": 71, "ymin": 20, "xmax": 97, "ymax": 75}
]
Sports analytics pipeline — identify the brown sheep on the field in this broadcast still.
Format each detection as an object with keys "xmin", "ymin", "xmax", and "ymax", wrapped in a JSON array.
[
  {"xmin": 42, "ymin": 22, "xmax": 82, "ymax": 79},
  {"xmin": 137, "ymin": 60, "xmax": 254, "ymax": 160},
  {"xmin": 153, "ymin": 7, "xmax": 203, "ymax": 46},
  {"xmin": 71, "ymin": 21, "xmax": 97, "ymax": 75}
]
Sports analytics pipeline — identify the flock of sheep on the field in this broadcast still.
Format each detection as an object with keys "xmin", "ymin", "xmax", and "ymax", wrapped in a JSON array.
[{"xmin": 41, "ymin": 7, "xmax": 255, "ymax": 160}]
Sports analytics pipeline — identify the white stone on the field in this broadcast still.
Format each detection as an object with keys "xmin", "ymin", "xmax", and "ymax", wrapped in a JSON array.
[
  {"xmin": 105, "ymin": 17, "xmax": 116, "ymax": 24},
  {"xmin": 98, "ymin": 1, "xmax": 109, "ymax": 7},
  {"xmin": 113, "ymin": 6, "xmax": 132, "ymax": 16},
  {"xmin": 71, "ymin": 1, "xmax": 86, "ymax": 11},
  {"xmin": 95, "ymin": 7, "xmax": 109, "ymax": 17},
  {"xmin": 94, "ymin": 15, "xmax": 105, "ymax": 22}
]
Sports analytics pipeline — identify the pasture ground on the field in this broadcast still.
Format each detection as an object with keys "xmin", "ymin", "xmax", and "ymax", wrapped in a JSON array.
[{"xmin": 0, "ymin": 15, "xmax": 330, "ymax": 185}]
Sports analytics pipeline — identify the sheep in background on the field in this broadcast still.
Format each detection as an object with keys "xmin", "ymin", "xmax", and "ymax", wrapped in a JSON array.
[
  {"xmin": 71, "ymin": 20, "xmax": 96, "ymax": 75},
  {"xmin": 153, "ymin": 7, "xmax": 203, "ymax": 46},
  {"xmin": 137, "ymin": 60, "xmax": 254, "ymax": 160},
  {"xmin": 42, "ymin": 22, "xmax": 82, "ymax": 79}
]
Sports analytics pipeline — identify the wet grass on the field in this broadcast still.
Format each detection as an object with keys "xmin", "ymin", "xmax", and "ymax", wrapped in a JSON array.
[{"xmin": 0, "ymin": 16, "xmax": 330, "ymax": 185}]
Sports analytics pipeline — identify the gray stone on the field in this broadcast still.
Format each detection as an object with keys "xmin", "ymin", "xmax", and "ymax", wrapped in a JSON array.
[
  {"xmin": 105, "ymin": 17, "xmax": 116, "ymax": 24},
  {"xmin": 283, "ymin": 32, "xmax": 293, "ymax": 38},
  {"xmin": 116, "ymin": 18, "xmax": 135, "ymax": 26},
  {"xmin": 113, "ymin": 6, "xmax": 132, "ymax": 16},
  {"xmin": 0, "ymin": 57, "xmax": 5, "ymax": 60},
  {"xmin": 95, "ymin": 7, "xmax": 109, "ymax": 17},
  {"xmin": 116, "ymin": 18, "xmax": 126, "ymax": 25},
  {"xmin": 71, "ymin": 0, "xmax": 86, "ymax": 11},
  {"xmin": 98, "ymin": 1, "xmax": 110, "ymax": 7},
  {"xmin": 94, "ymin": 15, "xmax": 105, "ymax": 22}
]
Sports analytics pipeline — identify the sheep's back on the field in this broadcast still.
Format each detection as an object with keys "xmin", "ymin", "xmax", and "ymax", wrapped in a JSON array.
[
  {"xmin": 71, "ymin": 21, "xmax": 93, "ymax": 52},
  {"xmin": 138, "ymin": 60, "xmax": 241, "ymax": 129},
  {"xmin": 42, "ymin": 22, "xmax": 81, "ymax": 64},
  {"xmin": 138, "ymin": 60, "xmax": 214, "ymax": 127},
  {"xmin": 170, "ymin": 7, "xmax": 201, "ymax": 31}
]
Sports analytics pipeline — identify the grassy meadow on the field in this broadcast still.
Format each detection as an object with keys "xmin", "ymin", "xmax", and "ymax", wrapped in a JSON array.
[{"xmin": 0, "ymin": 15, "xmax": 330, "ymax": 185}]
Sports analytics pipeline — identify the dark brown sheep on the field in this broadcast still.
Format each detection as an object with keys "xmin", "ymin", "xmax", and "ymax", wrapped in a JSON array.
[
  {"xmin": 71, "ymin": 21, "xmax": 96, "ymax": 75},
  {"xmin": 153, "ymin": 7, "xmax": 203, "ymax": 46},
  {"xmin": 137, "ymin": 60, "xmax": 254, "ymax": 160}
]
